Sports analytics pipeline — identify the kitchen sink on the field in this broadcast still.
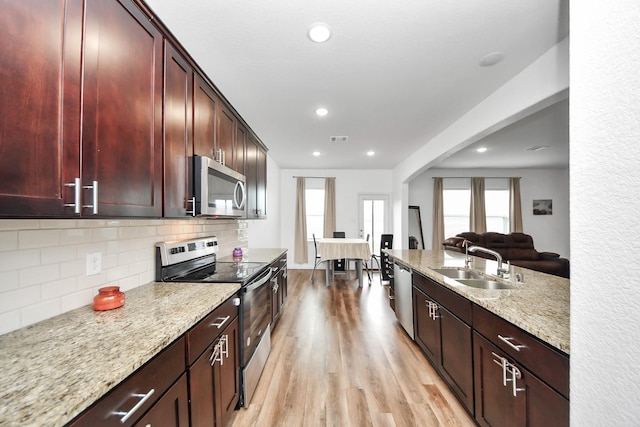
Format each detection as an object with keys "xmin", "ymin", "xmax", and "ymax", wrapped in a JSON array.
[
  {"xmin": 455, "ymin": 279, "xmax": 513, "ymax": 290},
  {"xmin": 433, "ymin": 268, "xmax": 486, "ymax": 280}
]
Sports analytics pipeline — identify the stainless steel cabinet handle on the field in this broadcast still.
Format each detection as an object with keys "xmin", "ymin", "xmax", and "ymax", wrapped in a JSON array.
[
  {"xmin": 186, "ymin": 196, "xmax": 196, "ymax": 216},
  {"xmin": 211, "ymin": 315, "xmax": 230, "ymax": 329},
  {"xmin": 498, "ymin": 334, "xmax": 525, "ymax": 351},
  {"xmin": 220, "ymin": 335, "xmax": 229, "ymax": 365},
  {"xmin": 83, "ymin": 180, "xmax": 98, "ymax": 214},
  {"xmin": 64, "ymin": 177, "xmax": 81, "ymax": 214},
  {"xmin": 209, "ymin": 343, "xmax": 221, "ymax": 366},
  {"xmin": 113, "ymin": 389, "xmax": 155, "ymax": 423}
]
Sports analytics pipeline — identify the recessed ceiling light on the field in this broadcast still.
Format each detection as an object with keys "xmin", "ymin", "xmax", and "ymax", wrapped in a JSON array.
[
  {"xmin": 315, "ymin": 107, "xmax": 328, "ymax": 117},
  {"xmin": 308, "ymin": 22, "xmax": 331, "ymax": 43},
  {"xmin": 479, "ymin": 52, "xmax": 504, "ymax": 67},
  {"xmin": 313, "ymin": 151, "xmax": 321, "ymax": 157},
  {"xmin": 367, "ymin": 151, "xmax": 375, "ymax": 156},
  {"xmin": 476, "ymin": 147, "xmax": 488, "ymax": 153}
]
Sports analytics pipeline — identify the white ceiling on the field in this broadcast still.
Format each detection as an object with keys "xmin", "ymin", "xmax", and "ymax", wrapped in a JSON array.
[{"xmin": 144, "ymin": 0, "xmax": 569, "ymax": 170}]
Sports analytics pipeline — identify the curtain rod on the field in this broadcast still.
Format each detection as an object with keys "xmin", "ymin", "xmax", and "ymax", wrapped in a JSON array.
[
  {"xmin": 292, "ymin": 176, "xmax": 336, "ymax": 179},
  {"xmin": 432, "ymin": 176, "xmax": 521, "ymax": 179}
]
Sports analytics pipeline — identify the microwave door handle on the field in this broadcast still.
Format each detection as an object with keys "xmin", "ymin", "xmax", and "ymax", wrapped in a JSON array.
[{"xmin": 235, "ymin": 181, "xmax": 246, "ymax": 209}]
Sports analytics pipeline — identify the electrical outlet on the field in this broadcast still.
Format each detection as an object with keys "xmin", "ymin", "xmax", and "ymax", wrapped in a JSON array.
[{"xmin": 86, "ymin": 252, "xmax": 102, "ymax": 276}]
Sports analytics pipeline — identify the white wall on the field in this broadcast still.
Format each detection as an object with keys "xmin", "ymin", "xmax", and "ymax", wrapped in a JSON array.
[
  {"xmin": 571, "ymin": 1, "xmax": 640, "ymax": 425},
  {"xmin": 279, "ymin": 168, "xmax": 393, "ymax": 268},
  {"xmin": 409, "ymin": 168, "xmax": 570, "ymax": 257}
]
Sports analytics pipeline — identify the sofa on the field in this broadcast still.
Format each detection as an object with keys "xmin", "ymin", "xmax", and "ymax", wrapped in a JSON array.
[{"xmin": 442, "ymin": 231, "xmax": 570, "ymax": 278}]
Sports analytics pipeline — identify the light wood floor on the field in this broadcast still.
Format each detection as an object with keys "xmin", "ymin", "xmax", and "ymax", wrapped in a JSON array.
[{"xmin": 230, "ymin": 270, "xmax": 476, "ymax": 427}]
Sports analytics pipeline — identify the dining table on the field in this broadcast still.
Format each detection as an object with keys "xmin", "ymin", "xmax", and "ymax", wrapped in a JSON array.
[{"xmin": 317, "ymin": 238, "xmax": 372, "ymax": 287}]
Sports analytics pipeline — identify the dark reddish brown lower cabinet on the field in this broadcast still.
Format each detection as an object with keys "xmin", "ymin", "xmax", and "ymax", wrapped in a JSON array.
[
  {"xmin": 473, "ymin": 332, "xmax": 569, "ymax": 427},
  {"xmin": 134, "ymin": 374, "xmax": 189, "ymax": 427},
  {"xmin": 188, "ymin": 316, "xmax": 240, "ymax": 427},
  {"xmin": 413, "ymin": 286, "xmax": 474, "ymax": 413}
]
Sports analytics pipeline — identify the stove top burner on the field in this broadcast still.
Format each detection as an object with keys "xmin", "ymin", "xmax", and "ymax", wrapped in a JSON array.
[{"xmin": 180, "ymin": 262, "xmax": 268, "ymax": 284}]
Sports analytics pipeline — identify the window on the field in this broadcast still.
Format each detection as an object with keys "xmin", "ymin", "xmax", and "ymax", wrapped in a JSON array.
[
  {"xmin": 306, "ymin": 188, "xmax": 324, "ymax": 239},
  {"xmin": 485, "ymin": 189, "xmax": 509, "ymax": 233},
  {"xmin": 443, "ymin": 189, "xmax": 470, "ymax": 238},
  {"xmin": 442, "ymin": 178, "xmax": 510, "ymax": 236}
]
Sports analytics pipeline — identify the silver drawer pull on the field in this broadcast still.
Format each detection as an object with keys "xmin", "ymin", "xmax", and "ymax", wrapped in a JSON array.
[
  {"xmin": 211, "ymin": 315, "xmax": 230, "ymax": 329},
  {"xmin": 114, "ymin": 389, "xmax": 155, "ymax": 423},
  {"xmin": 498, "ymin": 334, "xmax": 525, "ymax": 351}
]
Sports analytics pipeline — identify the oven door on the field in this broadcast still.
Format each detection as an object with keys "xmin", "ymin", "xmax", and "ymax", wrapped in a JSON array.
[{"xmin": 240, "ymin": 267, "xmax": 272, "ymax": 367}]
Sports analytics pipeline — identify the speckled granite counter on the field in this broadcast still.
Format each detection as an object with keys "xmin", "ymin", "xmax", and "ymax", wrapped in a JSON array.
[
  {"xmin": 0, "ymin": 281, "xmax": 240, "ymax": 427},
  {"xmin": 217, "ymin": 248, "xmax": 287, "ymax": 264},
  {"xmin": 385, "ymin": 249, "xmax": 569, "ymax": 354}
]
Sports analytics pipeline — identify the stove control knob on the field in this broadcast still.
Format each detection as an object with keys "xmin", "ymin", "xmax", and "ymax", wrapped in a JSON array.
[{"xmin": 233, "ymin": 297, "xmax": 241, "ymax": 307}]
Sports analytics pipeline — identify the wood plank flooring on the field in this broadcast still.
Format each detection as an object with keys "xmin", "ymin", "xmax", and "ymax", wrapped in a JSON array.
[{"xmin": 230, "ymin": 270, "xmax": 476, "ymax": 427}]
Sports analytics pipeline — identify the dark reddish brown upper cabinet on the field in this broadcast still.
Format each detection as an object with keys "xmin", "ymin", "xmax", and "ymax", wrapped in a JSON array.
[
  {"xmin": 163, "ymin": 42, "xmax": 193, "ymax": 217},
  {"xmin": 82, "ymin": 0, "xmax": 163, "ymax": 217},
  {"xmin": 412, "ymin": 272, "xmax": 474, "ymax": 415},
  {"xmin": 235, "ymin": 121, "xmax": 247, "ymax": 175},
  {"xmin": 0, "ymin": 0, "xmax": 83, "ymax": 216},
  {"xmin": 245, "ymin": 135, "xmax": 267, "ymax": 219},
  {"xmin": 216, "ymin": 102, "xmax": 236, "ymax": 170},
  {"xmin": 193, "ymin": 74, "xmax": 218, "ymax": 159}
]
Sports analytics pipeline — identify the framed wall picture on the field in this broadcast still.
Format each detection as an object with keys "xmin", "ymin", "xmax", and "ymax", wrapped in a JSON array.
[{"xmin": 533, "ymin": 199, "xmax": 552, "ymax": 215}]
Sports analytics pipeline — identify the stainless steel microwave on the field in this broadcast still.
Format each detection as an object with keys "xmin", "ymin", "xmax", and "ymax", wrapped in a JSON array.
[{"xmin": 193, "ymin": 155, "xmax": 246, "ymax": 217}]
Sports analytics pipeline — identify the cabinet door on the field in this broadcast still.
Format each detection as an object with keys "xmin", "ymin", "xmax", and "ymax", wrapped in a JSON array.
[
  {"xmin": 413, "ymin": 287, "xmax": 439, "ymax": 364},
  {"xmin": 189, "ymin": 340, "xmax": 217, "ymax": 425},
  {"xmin": 256, "ymin": 145, "xmax": 267, "ymax": 217},
  {"xmin": 245, "ymin": 136, "xmax": 258, "ymax": 218},
  {"xmin": 0, "ymin": 0, "xmax": 82, "ymax": 216},
  {"xmin": 193, "ymin": 74, "xmax": 217, "ymax": 158},
  {"xmin": 217, "ymin": 316, "xmax": 240, "ymax": 427},
  {"xmin": 474, "ymin": 332, "xmax": 526, "ymax": 427},
  {"xmin": 235, "ymin": 122, "xmax": 247, "ymax": 175},
  {"xmin": 134, "ymin": 374, "xmax": 189, "ymax": 427},
  {"xmin": 163, "ymin": 42, "xmax": 193, "ymax": 217},
  {"xmin": 216, "ymin": 103, "xmax": 236, "ymax": 169},
  {"xmin": 439, "ymin": 306, "xmax": 473, "ymax": 412},
  {"xmin": 82, "ymin": 0, "xmax": 163, "ymax": 216}
]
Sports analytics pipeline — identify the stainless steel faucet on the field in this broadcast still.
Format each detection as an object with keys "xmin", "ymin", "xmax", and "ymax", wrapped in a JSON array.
[{"xmin": 468, "ymin": 246, "xmax": 510, "ymax": 277}]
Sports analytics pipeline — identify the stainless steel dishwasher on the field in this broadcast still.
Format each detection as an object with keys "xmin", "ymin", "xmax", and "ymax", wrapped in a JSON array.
[{"xmin": 393, "ymin": 261, "xmax": 414, "ymax": 339}]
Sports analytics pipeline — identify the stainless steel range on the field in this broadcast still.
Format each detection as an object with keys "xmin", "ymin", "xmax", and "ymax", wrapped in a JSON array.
[{"xmin": 155, "ymin": 236, "xmax": 272, "ymax": 407}]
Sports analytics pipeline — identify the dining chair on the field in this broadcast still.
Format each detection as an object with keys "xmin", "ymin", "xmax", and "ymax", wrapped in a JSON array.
[
  {"xmin": 364, "ymin": 234, "xmax": 381, "ymax": 283},
  {"xmin": 311, "ymin": 234, "xmax": 323, "ymax": 283},
  {"xmin": 332, "ymin": 231, "xmax": 349, "ymax": 278}
]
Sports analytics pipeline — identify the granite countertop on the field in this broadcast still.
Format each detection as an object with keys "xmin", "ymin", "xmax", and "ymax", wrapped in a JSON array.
[
  {"xmin": 0, "ymin": 281, "xmax": 240, "ymax": 427},
  {"xmin": 217, "ymin": 247, "xmax": 287, "ymax": 264},
  {"xmin": 385, "ymin": 249, "xmax": 569, "ymax": 355}
]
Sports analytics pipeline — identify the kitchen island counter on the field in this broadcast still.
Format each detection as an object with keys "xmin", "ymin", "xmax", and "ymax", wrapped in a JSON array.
[{"xmin": 385, "ymin": 249, "xmax": 569, "ymax": 354}]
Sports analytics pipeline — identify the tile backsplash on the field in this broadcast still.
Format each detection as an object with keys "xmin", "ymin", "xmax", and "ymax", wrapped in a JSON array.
[{"xmin": 0, "ymin": 219, "xmax": 248, "ymax": 335}]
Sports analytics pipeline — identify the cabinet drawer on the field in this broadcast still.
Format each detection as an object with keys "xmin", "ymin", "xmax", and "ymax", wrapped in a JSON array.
[
  {"xmin": 68, "ymin": 336, "xmax": 185, "ymax": 427},
  {"xmin": 473, "ymin": 305, "xmax": 569, "ymax": 398},
  {"xmin": 186, "ymin": 294, "xmax": 239, "ymax": 365},
  {"xmin": 414, "ymin": 272, "xmax": 472, "ymax": 324}
]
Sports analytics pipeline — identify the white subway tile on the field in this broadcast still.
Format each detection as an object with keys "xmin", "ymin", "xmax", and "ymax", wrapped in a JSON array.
[
  {"xmin": 0, "ymin": 271, "xmax": 19, "ymax": 293},
  {"xmin": 0, "ymin": 249, "xmax": 40, "ymax": 272},
  {"xmin": 0, "ymin": 286, "xmax": 41, "ymax": 312},
  {"xmin": 60, "ymin": 259, "xmax": 85, "ymax": 278},
  {"xmin": 60, "ymin": 228, "xmax": 92, "ymax": 245},
  {"xmin": 101, "ymin": 254, "xmax": 119, "ymax": 270},
  {"xmin": 106, "ymin": 265, "xmax": 129, "ymax": 283},
  {"xmin": 41, "ymin": 245, "xmax": 76, "ymax": 265},
  {"xmin": 0, "ymin": 310, "xmax": 21, "ymax": 335},
  {"xmin": 0, "ymin": 219, "xmax": 40, "ymax": 231},
  {"xmin": 0, "ymin": 231, "xmax": 18, "ymax": 251},
  {"xmin": 41, "ymin": 277, "xmax": 77, "ymax": 300},
  {"xmin": 21, "ymin": 299, "xmax": 62, "ymax": 328},
  {"xmin": 19, "ymin": 264, "xmax": 60, "ymax": 287},
  {"xmin": 39, "ymin": 219, "xmax": 78, "ymax": 229},
  {"xmin": 19, "ymin": 229, "xmax": 60, "ymax": 249},
  {"xmin": 118, "ymin": 275, "xmax": 140, "ymax": 291},
  {"xmin": 91, "ymin": 227, "xmax": 118, "ymax": 242},
  {"xmin": 61, "ymin": 289, "xmax": 94, "ymax": 312},
  {"xmin": 77, "ymin": 273, "xmax": 107, "ymax": 291},
  {"xmin": 128, "ymin": 260, "xmax": 147, "ymax": 276}
]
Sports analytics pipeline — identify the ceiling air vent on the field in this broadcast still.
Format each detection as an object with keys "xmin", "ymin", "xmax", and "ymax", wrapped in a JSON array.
[{"xmin": 330, "ymin": 136, "xmax": 349, "ymax": 143}]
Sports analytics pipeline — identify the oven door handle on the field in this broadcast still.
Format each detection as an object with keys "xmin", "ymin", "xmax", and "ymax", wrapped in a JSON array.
[{"xmin": 244, "ymin": 267, "xmax": 273, "ymax": 292}]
